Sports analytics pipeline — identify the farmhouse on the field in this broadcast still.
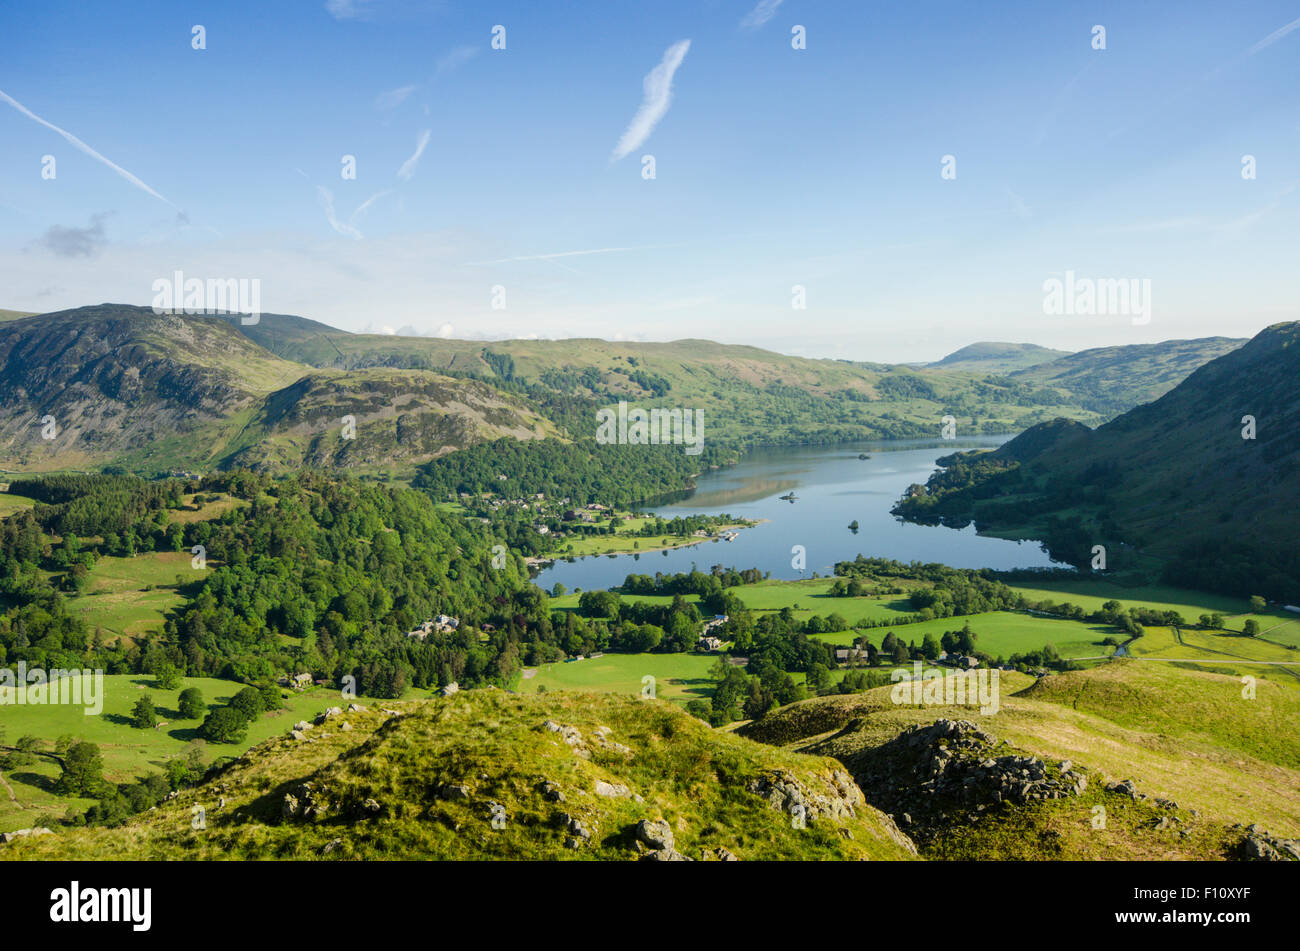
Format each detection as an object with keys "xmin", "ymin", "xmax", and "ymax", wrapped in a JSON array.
[
  {"xmin": 834, "ymin": 647, "xmax": 869, "ymax": 665},
  {"xmin": 697, "ymin": 635, "xmax": 724, "ymax": 653},
  {"xmin": 407, "ymin": 615, "xmax": 461, "ymax": 639},
  {"xmin": 700, "ymin": 614, "xmax": 729, "ymax": 636}
]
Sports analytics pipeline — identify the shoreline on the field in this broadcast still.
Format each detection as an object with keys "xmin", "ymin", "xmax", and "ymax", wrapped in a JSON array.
[{"xmin": 526, "ymin": 519, "xmax": 768, "ymax": 568}]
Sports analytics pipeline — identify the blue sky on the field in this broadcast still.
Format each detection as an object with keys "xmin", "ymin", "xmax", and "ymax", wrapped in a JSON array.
[{"xmin": 1, "ymin": 0, "xmax": 1297, "ymax": 361}]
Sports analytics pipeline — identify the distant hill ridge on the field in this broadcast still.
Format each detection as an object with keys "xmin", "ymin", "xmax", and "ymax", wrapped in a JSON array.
[{"xmin": 0, "ymin": 304, "xmax": 1246, "ymax": 473}]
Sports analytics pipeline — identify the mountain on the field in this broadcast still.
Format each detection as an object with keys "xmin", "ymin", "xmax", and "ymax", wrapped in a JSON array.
[
  {"xmin": 0, "ymin": 306, "xmax": 553, "ymax": 473},
  {"xmin": 0, "ymin": 303, "xmax": 1246, "ymax": 474},
  {"xmin": 894, "ymin": 322, "xmax": 1300, "ymax": 599},
  {"xmin": 216, "ymin": 367, "xmax": 554, "ymax": 471},
  {"xmin": 1010, "ymin": 336, "xmax": 1246, "ymax": 415},
  {"xmin": 0, "ymin": 691, "xmax": 918, "ymax": 861},
  {"xmin": 927, "ymin": 342, "xmax": 1070, "ymax": 373},
  {"xmin": 0, "ymin": 305, "xmax": 304, "ymax": 470}
]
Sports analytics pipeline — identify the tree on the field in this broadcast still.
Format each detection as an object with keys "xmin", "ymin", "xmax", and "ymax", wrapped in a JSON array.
[
  {"xmin": 59, "ymin": 741, "xmax": 104, "ymax": 796},
  {"xmin": 806, "ymin": 663, "xmax": 831, "ymax": 692},
  {"xmin": 228, "ymin": 686, "xmax": 266, "ymax": 722},
  {"xmin": 1250, "ymin": 595, "xmax": 1267, "ymax": 613},
  {"xmin": 921, "ymin": 632, "xmax": 940, "ymax": 660},
  {"xmin": 177, "ymin": 687, "xmax": 206, "ymax": 720},
  {"xmin": 257, "ymin": 682, "xmax": 283, "ymax": 712},
  {"xmin": 153, "ymin": 663, "xmax": 181, "ymax": 690},
  {"xmin": 131, "ymin": 694, "xmax": 157, "ymax": 730},
  {"xmin": 1243, "ymin": 619, "xmax": 1260, "ymax": 637},
  {"xmin": 200, "ymin": 707, "xmax": 248, "ymax": 744}
]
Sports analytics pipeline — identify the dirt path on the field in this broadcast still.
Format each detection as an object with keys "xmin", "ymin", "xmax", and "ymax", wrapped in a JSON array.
[{"xmin": 0, "ymin": 770, "xmax": 25, "ymax": 810}]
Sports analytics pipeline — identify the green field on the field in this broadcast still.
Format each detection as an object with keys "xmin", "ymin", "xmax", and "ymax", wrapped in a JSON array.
[
  {"xmin": 523, "ymin": 652, "xmax": 720, "ymax": 703},
  {"xmin": 0, "ymin": 493, "xmax": 36, "ymax": 518},
  {"xmin": 555, "ymin": 521, "xmax": 752, "ymax": 558},
  {"xmin": 732, "ymin": 578, "xmax": 919, "ymax": 624},
  {"xmin": 1126, "ymin": 626, "xmax": 1300, "ymax": 687},
  {"xmin": 0, "ymin": 674, "xmax": 385, "ymax": 833},
  {"xmin": 62, "ymin": 551, "xmax": 196, "ymax": 642},
  {"xmin": 1010, "ymin": 579, "xmax": 1300, "ymax": 646},
  {"xmin": 810, "ymin": 610, "xmax": 1115, "ymax": 660}
]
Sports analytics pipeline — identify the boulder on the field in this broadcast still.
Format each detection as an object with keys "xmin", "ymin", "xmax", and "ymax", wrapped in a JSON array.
[
  {"xmin": 0, "ymin": 828, "xmax": 53, "ymax": 844},
  {"xmin": 635, "ymin": 818, "xmax": 675, "ymax": 851},
  {"xmin": 641, "ymin": 847, "xmax": 691, "ymax": 861}
]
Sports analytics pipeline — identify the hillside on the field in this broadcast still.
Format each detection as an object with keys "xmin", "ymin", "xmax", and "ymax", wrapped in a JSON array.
[
  {"xmin": 215, "ymin": 368, "xmax": 555, "ymax": 471},
  {"xmin": 0, "ymin": 304, "xmax": 1246, "ymax": 473},
  {"xmin": 0, "ymin": 307, "xmax": 555, "ymax": 474},
  {"xmin": 0, "ymin": 691, "xmax": 918, "ymax": 861},
  {"xmin": 226, "ymin": 325, "xmax": 1092, "ymax": 446},
  {"xmin": 928, "ymin": 341, "xmax": 1070, "ymax": 373},
  {"xmin": 735, "ymin": 662, "xmax": 1300, "ymax": 860},
  {"xmin": 894, "ymin": 322, "xmax": 1300, "ymax": 599},
  {"xmin": 1010, "ymin": 336, "xmax": 1246, "ymax": 415},
  {"xmin": 0, "ymin": 305, "xmax": 304, "ymax": 469}
]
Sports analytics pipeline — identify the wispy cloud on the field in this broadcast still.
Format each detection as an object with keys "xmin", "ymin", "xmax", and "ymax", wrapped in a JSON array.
[
  {"xmin": 0, "ymin": 87, "xmax": 183, "ymax": 216},
  {"xmin": 326, "ymin": 0, "xmax": 378, "ymax": 20},
  {"xmin": 436, "ymin": 45, "xmax": 479, "ymax": 74},
  {"xmin": 1221, "ymin": 182, "xmax": 1297, "ymax": 239},
  {"xmin": 375, "ymin": 84, "xmax": 417, "ymax": 110},
  {"xmin": 317, "ymin": 186, "xmax": 363, "ymax": 239},
  {"xmin": 1247, "ymin": 15, "xmax": 1300, "ymax": 56},
  {"xmin": 351, "ymin": 190, "xmax": 392, "ymax": 222},
  {"xmin": 464, "ymin": 247, "xmax": 646, "ymax": 266},
  {"xmin": 611, "ymin": 40, "xmax": 691, "ymax": 161},
  {"xmin": 397, "ymin": 129, "xmax": 432, "ymax": 180},
  {"xmin": 32, "ymin": 213, "xmax": 111, "ymax": 258},
  {"xmin": 740, "ymin": 0, "xmax": 784, "ymax": 31}
]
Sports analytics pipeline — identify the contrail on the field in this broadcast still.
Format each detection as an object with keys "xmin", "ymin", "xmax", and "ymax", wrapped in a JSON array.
[
  {"xmin": 0, "ymin": 86, "xmax": 183, "ymax": 215},
  {"xmin": 1247, "ymin": 15, "xmax": 1300, "ymax": 56}
]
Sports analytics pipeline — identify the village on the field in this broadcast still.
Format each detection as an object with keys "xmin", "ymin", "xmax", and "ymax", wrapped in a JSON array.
[{"xmin": 445, "ymin": 489, "xmax": 755, "ymax": 564}]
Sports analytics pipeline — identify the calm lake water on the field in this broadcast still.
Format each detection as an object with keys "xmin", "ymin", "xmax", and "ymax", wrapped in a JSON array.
[{"xmin": 534, "ymin": 437, "xmax": 1068, "ymax": 591}]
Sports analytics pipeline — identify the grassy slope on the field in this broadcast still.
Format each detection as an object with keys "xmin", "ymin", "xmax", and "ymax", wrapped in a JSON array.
[
  {"xmin": 245, "ymin": 324, "xmax": 1105, "ymax": 445},
  {"xmin": 1, "ymin": 691, "xmax": 918, "ymax": 860},
  {"xmin": 1010, "ymin": 336, "xmax": 1246, "ymax": 414},
  {"xmin": 740, "ymin": 662, "xmax": 1300, "ymax": 854},
  {"xmin": 0, "ymin": 676, "xmax": 389, "ymax": 832},
  {"xmin": 927, "ymin": 342, "xmax": 1070, "ymax": 373},
  {"xmin": 0, "ymin": 308, "xmax": 556, "ymax": 475},
  {"xmin": 925, "ymin": 325, "xmax": 1300, "ymax": 580},
  {"xmin": 525, "ymin": 653, "xmax": 719, "ymax": 703}
]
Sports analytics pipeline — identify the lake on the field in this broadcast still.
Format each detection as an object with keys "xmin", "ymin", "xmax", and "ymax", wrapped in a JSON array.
[{"xmin": 534, "ymin": 437, "xmax": 1068, "ymax": 591}]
